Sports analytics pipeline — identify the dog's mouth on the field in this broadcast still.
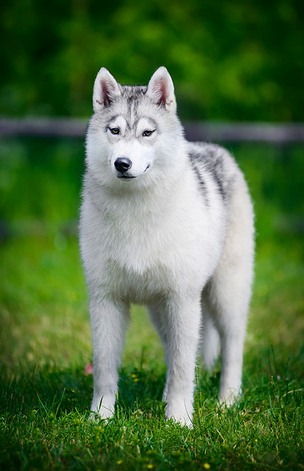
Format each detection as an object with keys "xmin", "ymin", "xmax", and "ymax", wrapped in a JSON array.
[
  {"xmin": 116, "ymin": 164, "xmax": 151, "ymax": 180},
  {"xmin": 117, "ymin": 175, "xmax": 136, "ymax": 180}
]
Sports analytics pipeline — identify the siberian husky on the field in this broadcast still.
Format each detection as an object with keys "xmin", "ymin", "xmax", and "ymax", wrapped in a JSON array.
[{"xmin": 79, "ymin": 66, "xmax": 254, "ymax": 427}]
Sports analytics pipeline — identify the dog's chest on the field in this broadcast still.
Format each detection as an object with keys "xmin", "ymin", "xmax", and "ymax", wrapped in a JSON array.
[
  {"xmin": 104, "ymin": 208, "xmax": 183, "ymax": 273},
  {"xmin": 98, "ymin": 204, "xmax": 216, "ymax": 303},
  {"xmin": 105, "ymin": 256, "xmax": 173, "ymax": 304},
  {"xmin": 82, "ymin": 184, "xmax": 226, "ymax": 302}
]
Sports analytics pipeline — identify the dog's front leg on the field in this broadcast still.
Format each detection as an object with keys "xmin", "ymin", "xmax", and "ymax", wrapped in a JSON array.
[
  {"xmin": 164, "ymin": 295, "xmax": 201, "ymax": 427},
  {"xmin": 89, "ymin": 297, "xmax": 129, "ymax": 420}
]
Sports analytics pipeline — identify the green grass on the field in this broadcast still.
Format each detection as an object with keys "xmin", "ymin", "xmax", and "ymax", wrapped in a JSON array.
[{"xmin": 0, "ymin": 138, "xmax": 303, "ymax": 470}]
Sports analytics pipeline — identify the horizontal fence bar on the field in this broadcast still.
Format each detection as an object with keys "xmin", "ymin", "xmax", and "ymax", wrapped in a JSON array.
[
  {"xmin": 1, "ymin": 117, "xmax": 304, "ymax": 143},
  {"xmin": 184, "ymin": 122, "xmax": 304, "ymax": 144},
  {"xmin": 0, "ymin": 118, "xmax": 87, "ymax": 139}
]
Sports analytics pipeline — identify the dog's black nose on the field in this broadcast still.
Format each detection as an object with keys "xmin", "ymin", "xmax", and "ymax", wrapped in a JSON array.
[{"xmin": 114, "ymin": 158, "xmax": 132, "ymax": 174}]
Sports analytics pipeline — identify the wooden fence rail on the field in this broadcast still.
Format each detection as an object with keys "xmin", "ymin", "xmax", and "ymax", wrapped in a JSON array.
[{"xmin": 1, "ymin": 118, "xmax": 304, "ymax": 143}]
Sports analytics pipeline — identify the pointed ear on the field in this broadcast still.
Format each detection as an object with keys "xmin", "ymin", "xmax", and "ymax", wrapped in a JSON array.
[
  {"xmin": 146, "ymin": 67, "xmax": 176, "ymax": 112},
  {"xmin": 93, "ymin": 67, "xmax": 121, "ymax": 112}
]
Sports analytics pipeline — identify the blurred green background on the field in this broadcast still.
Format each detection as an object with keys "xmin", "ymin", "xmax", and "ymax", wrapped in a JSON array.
[{"xmin": 0, "ymin": 0, "xmax": 303, "ymax": 121}]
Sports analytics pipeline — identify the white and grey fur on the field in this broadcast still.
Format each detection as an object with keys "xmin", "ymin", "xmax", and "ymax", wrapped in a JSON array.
[{"xmin": 79, "ymin": 67, "xmax": 255, "ymax": 427}]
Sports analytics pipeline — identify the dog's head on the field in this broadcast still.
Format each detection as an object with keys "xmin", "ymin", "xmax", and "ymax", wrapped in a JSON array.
[{"xmin": 86, "ymin": 67, "xmax": 185, "ymax": 189}]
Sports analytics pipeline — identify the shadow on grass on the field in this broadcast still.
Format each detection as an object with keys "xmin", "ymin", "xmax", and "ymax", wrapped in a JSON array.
[
  {"xmin": 0, "ymin": 363, "xmax": 169, "ymax": 421},
  {"xmin": 0, "ymin": 362, "xmax": 224, "ymax": 425},
  {"xmin": 0, "ymin": 365, "xmax": 91, "ymax": 418},
  {"xmin": 118, "ymin": 367, "xmax": 165, "ymax": 414}
]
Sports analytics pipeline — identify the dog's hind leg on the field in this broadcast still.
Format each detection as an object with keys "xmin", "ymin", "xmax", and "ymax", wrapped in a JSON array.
[
  {"xmin": 148, "ymin": 303, "xmax": 186, "ymax": 404},
  {"xmin": 206, "ymin": 270, "xmax": 251, "ymax": 405},
  {"xmin": 201, "ymin": 306, "xmax": 220, "ymax": 371},
  {"xmin": 148, "ymin": 305, "xmax": 170, "ymax": 400},
  {"xmin": 207, "ymin": 184, "xmax": 254, "ymax": 405}
]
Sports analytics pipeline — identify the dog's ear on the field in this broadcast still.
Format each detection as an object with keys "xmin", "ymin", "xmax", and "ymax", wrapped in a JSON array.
[
  {"xmin": 93, "ymin": 68, "xmax": 121, "ymax": 112},
  {"xmin": 146, "ymin": 67, "xmax": 176, "ymax": 112}
]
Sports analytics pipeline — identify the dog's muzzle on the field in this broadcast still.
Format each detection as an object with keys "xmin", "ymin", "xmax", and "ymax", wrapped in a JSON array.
[
  {"xmin": 114, "ymin": 157, "xmax": 135, "ymax": 180},
  {"xmin": 114, "ymin": 157, "xmax": 151, "ymax": 180}
]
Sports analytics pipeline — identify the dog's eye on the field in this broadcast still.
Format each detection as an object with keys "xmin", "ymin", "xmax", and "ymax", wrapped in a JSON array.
[
  {"xmin": 142, "ymin": 130, "xmax": 155, "ymax": 137},
  {"xmin": 109, "ymin": 127, "xmax": 120, "ymax": 135}
]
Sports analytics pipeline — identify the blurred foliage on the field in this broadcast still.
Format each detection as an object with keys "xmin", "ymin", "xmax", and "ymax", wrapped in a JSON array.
[{"xmin": 0, "ymin": 0, "xmax": 303, "ymax": 121}]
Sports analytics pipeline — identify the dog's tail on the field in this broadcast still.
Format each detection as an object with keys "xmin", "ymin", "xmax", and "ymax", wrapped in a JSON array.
[{"xmin": 201, "ymin": 313, "xmax": 220, "ymax": 370}]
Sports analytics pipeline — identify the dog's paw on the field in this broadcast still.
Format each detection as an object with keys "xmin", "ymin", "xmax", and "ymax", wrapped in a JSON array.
[
  {"xmin": 90, "ymin": 398, "xmax": 115, "ymax": 422},
  {"xmin": 165, "ymin": 411, "xmax": 193, "ymax": 428},
  {"xmin": 88, "ymin": 408, "xmax": 114, "ymax": 423},
  {"xmin": 165, "ymin": 399, "xmax": 193, "ymax": 428},
  {"xmin": 88, "ymin": 411, "xmax": 105, "ymax": 423},
  {"xmin": 219, "ymin": 386, "xmax": 241, "ymax": 407}
]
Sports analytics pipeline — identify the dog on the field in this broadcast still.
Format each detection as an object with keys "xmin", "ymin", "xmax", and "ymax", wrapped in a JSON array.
[{"xmin": 79, "ymin": 66, "xmax": 254, "ymax": 427}]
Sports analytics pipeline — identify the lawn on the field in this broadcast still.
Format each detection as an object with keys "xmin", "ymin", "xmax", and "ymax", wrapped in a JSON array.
[{"xmin": 0, "ymin": 138, "xmax": 303, "ymax": 470}]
